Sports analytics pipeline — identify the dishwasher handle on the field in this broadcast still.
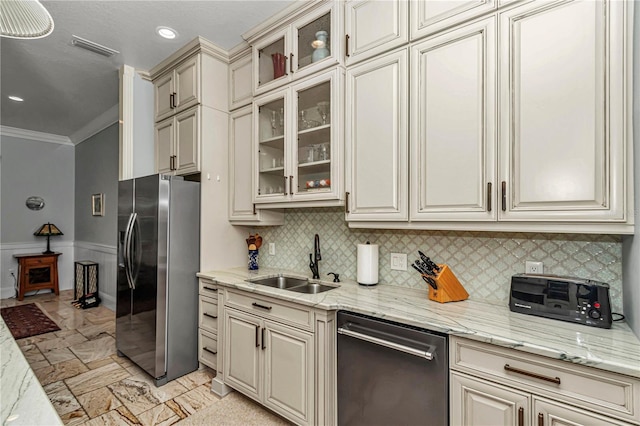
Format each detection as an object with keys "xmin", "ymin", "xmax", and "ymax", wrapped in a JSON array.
[{"xmin": 338, "ymin": 326, "xmax": 433, "ymax": 360}]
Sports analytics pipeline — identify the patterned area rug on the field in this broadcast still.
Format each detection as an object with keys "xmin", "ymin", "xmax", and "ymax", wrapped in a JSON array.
[{"xmin": 1, "ymin": 303, "xmax": 60, "ymax": 339}]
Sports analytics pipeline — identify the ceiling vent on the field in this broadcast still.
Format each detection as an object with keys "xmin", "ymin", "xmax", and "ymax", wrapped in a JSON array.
[{"xmin": 71, "ymin": 35, "xmax": 119, "ymax": 57}]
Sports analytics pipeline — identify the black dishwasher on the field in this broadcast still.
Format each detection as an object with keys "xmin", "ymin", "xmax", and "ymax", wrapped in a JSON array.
[{"xmin": 337, "ymin": 311, "xmax": 448, "ymax": 426}]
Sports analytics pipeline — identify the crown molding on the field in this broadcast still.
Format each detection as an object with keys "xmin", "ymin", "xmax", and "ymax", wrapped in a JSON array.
[
  {"xmin": 228, "ymin": 41, "xmax": 251, "ymax": 62},
  {"xmin": 0, "ymin": 126, "xmax": 72, "ymax": 145},
  {"xmin": 149, "ymin": 36, "xmax": 230, "ymax": 79},
  {"xmin": 71, "ymin": 104, "xmax": 119, "ymax": 145},
  {"xmin": 242, "ymin": 0, "xmax": 325, "ymax": 44}
]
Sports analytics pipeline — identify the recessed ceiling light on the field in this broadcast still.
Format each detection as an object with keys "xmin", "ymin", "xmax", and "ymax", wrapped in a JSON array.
[
  {"xmin": 157, "ymin": 26, "xmax": 177, "ymax": 40},
  {"xmin": 8, "ymin": 95, "xmax": 24, "ymax": 102}
]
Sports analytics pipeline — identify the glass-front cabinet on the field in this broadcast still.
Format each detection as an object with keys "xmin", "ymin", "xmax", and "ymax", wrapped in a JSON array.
[
  {"xmin": 253, "ymin": 2, "xmax": 340, "ymax": 95},
  {"xmin": 254, "ymin": 68, "xmax": 343, "ymax": 205}
]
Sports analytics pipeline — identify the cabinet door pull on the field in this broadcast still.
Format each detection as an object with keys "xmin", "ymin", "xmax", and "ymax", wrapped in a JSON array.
[
  {"xmin": 252, "ymin": 302, "xmax": 272, "ymax": 311},
  {"xmin": 203, "ymin": 313, "xmax": 217, "ymax": 319},
  {"xmin": 253, "ymin": 203, "xmax": 257, "ymax": 215},
  {"xmin": 504, "ymin": 364, "xmax": 561, "ymax": 385},
  {"xmin": 261, "ymin": 327, "xmax": 266, "ymax": 350},
  {"xmin": 255, "ymin": 325, "xmax": 260, "ymax": 347},
  {"xmin": 289, "ymin": 175, "xmax": 294, "ymax": 195},
  {"xmin": 169, "ymin": 93, "xmax": 175, "ymax": 109},
  {"xmin": 169, "ymin": 155, "xmax": 174, "ymax": 171},
  {"xmin": 518, "ymin": 407, "xmax": 524, "ymax": 426},
  {"xmin": 345, "ymin": 191, "xmax": 350, "ymax": 214},
  {"xmin": 487, "ymin": 182, "xmax": 492, "ymax": 212},
  {"xmin": 538, "ymin": 413, "xmax": 544, "ymax": 426},
  {"xmin": 203, "ymin": 347, "xmax": 217, "ymax": 355},
  {"xmin": 345, "ymin": 34, "xmax": 350, "ymax": 57},
  {"xmin": 172, "ymin": 92, "xmax": 177, "ymax": 108},
  {"xmin": 284, "ymin": 176, "xmax": 289, "ymax": 195},
  {"xmin": 203, "ymin": 286, "xmax": 217, "ymax": 292},
  {"xmin": 284, "ymin": 55, "xmax": 288, "ymax": 76},
  {"xmin": 501, "ymin": 181, "xmax": 507, "ymax": 211},
  {"xmin": 290, "ymin": 53, "xmax": 294, "ymax": 73}
]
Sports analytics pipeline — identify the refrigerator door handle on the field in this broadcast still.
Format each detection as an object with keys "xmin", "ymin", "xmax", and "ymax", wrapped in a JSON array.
[
  {"xmin": 124, "ymin": 212, "xmax": 137, "ymax": 289},
  {"xmin": 129, "ymin": 213, "xmax": 142, "ymax": 289}
]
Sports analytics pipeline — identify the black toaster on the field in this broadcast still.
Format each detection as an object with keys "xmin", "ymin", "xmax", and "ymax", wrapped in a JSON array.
[{"xmin": 509, "ymin": 274, "xmax": 612, "ymax": 329}]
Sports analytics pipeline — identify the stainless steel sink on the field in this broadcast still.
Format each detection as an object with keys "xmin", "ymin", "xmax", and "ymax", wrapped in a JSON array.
[
  {"xmin": 247, "ymin": 275, "xmax": 337, "ymax": 294},
  {"xmin": 248, "ymin": 275, "xmax": 308, "ymax": 289},
  {"xmin": 287, "ymin": 282, "xmax": 336, "ymax": 294}
]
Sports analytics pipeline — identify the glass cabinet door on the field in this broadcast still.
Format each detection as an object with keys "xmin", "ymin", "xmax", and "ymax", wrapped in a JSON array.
[
  {"xmin": 293, "ymin": 76, "xmax": 334, "ymax": 198},
  {"xmin": 294, "ymin": 10, "xmax": 333, "ymax": 72},
  {"xmin": 256, "ymin": 29, "xmax": 289, "ymax": 92},
  {"xmin": 256, "ymin": 93, "xmax": 287, "ymax": 200}
]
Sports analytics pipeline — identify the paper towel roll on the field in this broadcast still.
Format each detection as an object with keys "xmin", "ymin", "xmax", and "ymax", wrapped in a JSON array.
[{"xmin": 357, "ymin": 242, "xmax": 379, "ymax": 286}]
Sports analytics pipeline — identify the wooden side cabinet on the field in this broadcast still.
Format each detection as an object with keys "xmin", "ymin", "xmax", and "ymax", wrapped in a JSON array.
[{"xmin": 14, "ymin": 252, "xmax": 61, "ymax": 301}]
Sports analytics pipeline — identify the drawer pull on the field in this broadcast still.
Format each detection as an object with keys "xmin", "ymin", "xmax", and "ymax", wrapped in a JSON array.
[
  {"xmin": 252, "ymin": 302, "xmax": 272, "ymax": 311},
  {"xmin": 203, "ymin": 347, "xmax": 217, "ymax": 355},
  {"xmin": 203, "ymin": 313, "xmax": 217, "ymax": 319},
  {"xmin": 518, "ymin": 407, "xmax": 524, "ymax": 426},
  {"xmin": 538, "ymin": 412, "xmax": 544, "ymax": 426},
  {"xmin": 504, "ymin": 364, "xmax": 561, "ymax": 385},
  {"xmin": 203, "ymin": 286, "xmax": 218, "ymax": 292}
]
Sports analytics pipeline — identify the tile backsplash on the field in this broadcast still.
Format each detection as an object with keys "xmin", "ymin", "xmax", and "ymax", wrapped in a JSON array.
[{"xmin": 255, "ymin": 208, "xmax": 624, "ymax": 313}]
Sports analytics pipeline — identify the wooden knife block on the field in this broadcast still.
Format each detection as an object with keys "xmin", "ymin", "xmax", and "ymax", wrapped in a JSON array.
[{"xmin": 428, "ymin": 264, "xmax": 469, "ymax": 303}]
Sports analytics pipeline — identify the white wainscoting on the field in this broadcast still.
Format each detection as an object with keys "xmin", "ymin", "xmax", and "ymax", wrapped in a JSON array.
[
  {"xmin": 74, "ymin": 241, "xmax": 117, "ymax": 311},
  {"xmin": 1, "ymin": 241, "xmax": 75, "ymax": 299},
  {"xmin": 0, "ymin": 241, "xmax": 116, "ymax": 311}
]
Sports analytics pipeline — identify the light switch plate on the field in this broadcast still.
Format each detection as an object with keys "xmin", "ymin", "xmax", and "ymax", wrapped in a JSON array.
[
  {"xmin": 390, "ymin": 253, "xmax": 407, "ymax": 271},
  {"xmin": 268, "ymin": 243, "xmax": 275, "ymax": 256}
]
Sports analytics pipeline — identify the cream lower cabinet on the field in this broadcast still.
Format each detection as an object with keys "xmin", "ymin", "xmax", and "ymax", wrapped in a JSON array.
[
  {"xmin": 198, "ymin": 279, "xmax": 220, "ymax": 370},
  {"xmin": 222, "ymin": 290, "xmax": 320, "ymax": 425},
  {"xmin": 450, "ymin": 337, "xmax": 640, "ymax": 426}
]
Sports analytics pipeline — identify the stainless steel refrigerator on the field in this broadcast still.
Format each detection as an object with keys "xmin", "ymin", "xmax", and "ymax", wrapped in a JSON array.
[{"xmin": 116, "ymin": 174, "xmax": 200, "ymax": 386}]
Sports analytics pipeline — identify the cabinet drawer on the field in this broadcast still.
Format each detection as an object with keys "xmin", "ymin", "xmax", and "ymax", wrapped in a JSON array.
[
  {"xmin": 24, "ymin": 258, "xmax": 53, "ymax": 267},
  {"xmin": 199, "ymin": 295, "xmax": 218, "ymax": 334},
  {"xmin": 199, "ymin": 329, "xmax": 217, "ymax": 370},
  {"xmin": 199, "ymin": 279, "xmax": 219, "ymax": 298},
  {"xmin": 451, "ymin": 337, "xmax": 640, "ymax": 423},
  {"xmin": 225, "ymin": 289, "xmax": 313, "ymax": 331}
]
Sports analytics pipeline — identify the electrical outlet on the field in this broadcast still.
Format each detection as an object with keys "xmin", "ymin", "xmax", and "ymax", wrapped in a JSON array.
[
  {"xmin": 525, "ymin": 261, "xmax": 543, "ymax": 274},
  {"xmin": 268, "ymin": 242, "xmax": 276, "ymax": 256},
  {"xmin": 390, "ymin": 253, "xmax": 407, "ymax": 271}
]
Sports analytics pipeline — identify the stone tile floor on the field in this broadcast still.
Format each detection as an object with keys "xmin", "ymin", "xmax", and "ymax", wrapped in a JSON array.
[{"xmin": 1, "ymin": 290, "xmax": 272, "ymax": 425}]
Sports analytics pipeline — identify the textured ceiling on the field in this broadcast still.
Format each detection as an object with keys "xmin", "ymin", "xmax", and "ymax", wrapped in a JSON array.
[{"xmin": 0, "ymin": 0, "xmax": 293, "ymax": 138}]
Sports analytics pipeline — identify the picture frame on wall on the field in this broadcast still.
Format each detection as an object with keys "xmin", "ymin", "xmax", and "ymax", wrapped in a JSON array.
[{"xmin": 92, "ymin": 193, "xmax": 104, "ymax": 216}]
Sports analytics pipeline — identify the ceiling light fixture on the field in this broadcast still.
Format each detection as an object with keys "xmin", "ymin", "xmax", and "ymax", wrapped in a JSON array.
[
  {"xmin": 156, "ymin": 26, "xmax": 177, "ymax": 40},
  {"xmin": 0, "ymin": 0, "xmax": 54, "ymax": 39},
  {"xmin": 71, "ymin": 35, "xmax": 119, "ymax": 57},
  {"xmin": 8, "ymin": 95, "xmax": 24, "ymax": 102}
]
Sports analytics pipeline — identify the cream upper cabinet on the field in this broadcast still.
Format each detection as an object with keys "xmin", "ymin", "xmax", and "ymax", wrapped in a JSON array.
[
  {"xmin": 151, "ymin": 38, "xmax": 229, "ymax": 177},
  {"xmin": 254, "ymin": 68, "xmax": 344, "ymax": 207},
  {"xmin": 498, "ymin": 0, "xmax": 630, "ymax": 223},
  {"xmin": 252, "ymin": 2, "xmax": 340, "ymax": 96},
  {"xmin": 410, "ymin": 0, "xmax": 497, "ymax": 41},
  {"xmin": 229, "ymin": 52, "xmax": 253, "ymax": 110},
  {"xmin": 154, "ymin": 55, "xmax": 199, "ymax": 122},
  {"xmin": 410, "ymin": 17, "xmax": 496, "ymax": 221},
  {"xmin": 155, "ymin": 106, "xmax": 200, "ymax": 176},
  {"xmin": 344, "ymin": 0, "xmax": 409, "ymax": 66},
  {"xmin": 228, "ymin": 106, "xmax": 284, "ymax": 224},
  {"xmin": 345, "ymin": 48, "xmax": 409, "ymax": 221}
]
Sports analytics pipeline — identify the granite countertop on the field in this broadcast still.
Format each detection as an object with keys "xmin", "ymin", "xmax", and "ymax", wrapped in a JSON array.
[
  {"xmin": 198, "ymin": 267, "xmax": 640, "ymax": 379},
  {"xmin": 0, "ymin": 317, "xmax": 62, "ymax": 425}
]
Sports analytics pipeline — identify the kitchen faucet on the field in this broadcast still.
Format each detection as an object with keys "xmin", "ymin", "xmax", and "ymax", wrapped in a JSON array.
[{"xmin": 309, "ymin": 234, "xmax": 321, "ymax": 279}]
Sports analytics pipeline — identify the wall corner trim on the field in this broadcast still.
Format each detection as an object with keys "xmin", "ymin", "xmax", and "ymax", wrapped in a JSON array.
[{"xmin": 70, "ymin": 104, "xmax": 119, "ymax": 145}]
